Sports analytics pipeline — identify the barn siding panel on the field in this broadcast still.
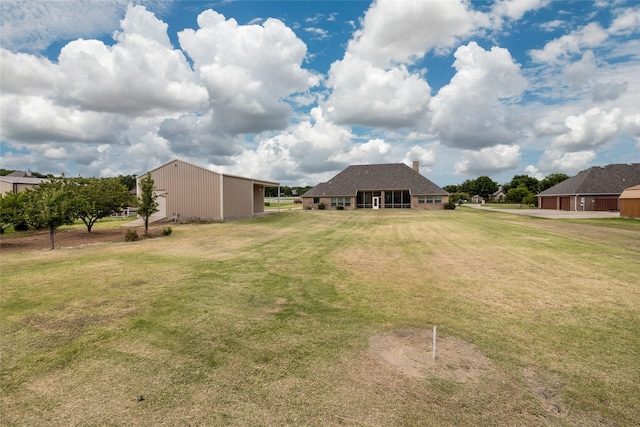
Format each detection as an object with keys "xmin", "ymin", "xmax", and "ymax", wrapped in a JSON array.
[
  {"xmin": 222, "ymin": 176, "xmax": 253, "ymax": 219},
  {"xmin": 150, "ymin": 160, "xmax": 222, "ymax": 220}
]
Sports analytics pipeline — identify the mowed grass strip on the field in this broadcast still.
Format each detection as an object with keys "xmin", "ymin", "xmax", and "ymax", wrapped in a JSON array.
[{"xmin": 1, "ymin": 209, "xmax": 638, "ymax": 426}]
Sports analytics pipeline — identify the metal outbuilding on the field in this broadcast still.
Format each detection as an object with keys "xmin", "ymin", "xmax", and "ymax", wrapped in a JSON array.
[
  {"xmin": 620, "ymin": 185, "xmax": 640, "ymax": 219},
  {"xmin": 137, "ymin": 159, "xmax": 279, "ymax": 222}
]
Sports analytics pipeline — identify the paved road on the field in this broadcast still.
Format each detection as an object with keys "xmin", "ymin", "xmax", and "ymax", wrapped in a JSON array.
[{"xmin": 466, "ymin": 205, "xmax": 620, "ymax": 219}]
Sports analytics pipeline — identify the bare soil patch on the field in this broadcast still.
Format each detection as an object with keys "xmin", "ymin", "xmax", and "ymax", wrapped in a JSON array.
[
  {"xmin": 369, "ymin": 328, "xmax": 493, "ymax": 383},
  {"xmin": 0, "ymin": 225, "xmax": 163, "ymax": 253}
]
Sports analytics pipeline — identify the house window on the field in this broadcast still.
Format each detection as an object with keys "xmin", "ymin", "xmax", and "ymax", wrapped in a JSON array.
[
  {"xmin": 313, "ymin": 197, "xmax": 320, "ymax": 204},
  {"xmin": 418, "ymin": 196, "xmax": 425, "ymax": 204},
  {"xmin": 435, "ymin": 196, "xmax": 442, "ymax": 204},
  {"xmin": 426, "ymin": 196, "xmax": 434, "ymax": 203},
  {"xmin": 331, "ymin": 197, "xmax": 350, "ymax": 207}
]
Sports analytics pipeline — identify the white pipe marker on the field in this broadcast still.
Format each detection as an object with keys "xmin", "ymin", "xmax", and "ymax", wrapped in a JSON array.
[{"xmin": 433, "ymin": 325, "xmax": 437, "ymax": 360}]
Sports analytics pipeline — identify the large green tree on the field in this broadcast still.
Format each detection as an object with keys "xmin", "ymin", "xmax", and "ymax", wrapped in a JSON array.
[
  {"xmin": 539, "ymin": 173, "xmax": 570, "ymax": 192},
  {"xmin": 73, "ymin": 178, "xmax": 134, "ymax": 233},
  {"xmin": 504, "ymin": 175, "xmax": 539, "ymax": 194},
  {"xmin": 137, "ymin": 174, "xmax": 158, "ymax": 236},
  {"xmin": 117, "ymin": 174, "xmax": 137, "ymax": 191},
  {"xmin": 22, "ymin": 179, "xmax": 77, "ymax": 249},
  {"xmin": 474, "ymin": 176, "xmax": 499, "ymax": 200},
  {"xmin": 0, "ymin": 192, "xmax": 25, "ymax": 233}
]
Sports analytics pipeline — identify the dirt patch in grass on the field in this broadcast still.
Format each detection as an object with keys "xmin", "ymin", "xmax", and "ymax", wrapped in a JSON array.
[
  {"xmin": 523, "ymin": 367, "xmax": 616, "ymax": 426},
  {"xmin": 369, "ymin": 328, "xmax": 493, "ymax": 383},
  {"xmin": 0, "ymin": 226, "xmax": 164, "ymax": 253}
]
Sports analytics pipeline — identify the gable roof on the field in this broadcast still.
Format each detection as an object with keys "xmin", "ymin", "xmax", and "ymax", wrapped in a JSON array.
[
  {"xmin": 0, "ymin": 173, "xmax": 48, "ymax": 186},
  {"xmin": 620, "ymin": 184, "xmax": 640, "ymax": 199},
  {"xmin": 538, "ymin": 163, "xmax": 640, "ymax": 196},
  {"xmin": 142, "ymin": 159, "xmax": 279, "ymax": 187},
  {"xmin": 303, "ymin": 163, "xmax": 448, "ymax": 197}
]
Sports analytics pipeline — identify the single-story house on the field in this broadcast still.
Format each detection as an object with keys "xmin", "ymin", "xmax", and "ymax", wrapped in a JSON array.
[
  {"xmin": 620, "ymin": 184, "xmax": 640, "ymax": 219},
  {"xmin": 138, "ymin": 159, "xmax": 279, "ymax": 221},
  {"xmin": 301, "ymin": 161, "xmax": 449, "ymax": 210},
  {"xmin": 0, "ymin": 170, "xmax": 48, "ymax": 194},
  {"xmin": 537, "ymin": 163, "xmax": 640, "ymax": 211}
]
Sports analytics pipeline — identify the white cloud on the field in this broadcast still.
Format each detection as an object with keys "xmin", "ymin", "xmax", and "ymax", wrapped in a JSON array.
[
  {"xmin": 524, "ymin": 165, "xmax": 545, "ymax": 180},
  {"xmin": 491, "ymin": 0, "xmax": 550, "ymax": 21},
  {"xmin": 430, "ymin": 42, "xmax": 527, "ymax": 149},
  {"xmin": 538, "ymin": 150, "xmax": 596, "ymax": 173},
  {"xmin": 347, "ymin": 0, "xmax": 486, "ymax": 67},
  {"xmin": 325, "ymin": 56, "xmax": 431, "ymax": 128},
  {"xmin": 0, "ymin": 49, "xmax": 59, "ymax": 96},
  {"xmin": 328, "ymin": 138, "xmax": 391, "ymax": 163},
  {"xmin": 178, "ymin": 10, "xmax": 319, "ymax": 134},
  {"xmin": 454, "ymin": 144, "xmax": 521, "ymax": 175},
  {"xmin": 564, "ymin": 50, "xmax": 597, "ymax": 90},
  {"xmin": 56, "ymin": 5, "xmax": 208, "ymax": 115},
  {"xmin": 402, "ymin": 145, "xmax": 437, "ymax": 172},
  {"xmin": 539, "ymin": 20, "xmax": 566, "ymax": 32},
  {"xmin": 0, "ymin": 1, "xmax": 127, "ymax": 52},
  {"xmin": 43, "ymin": 147, "xmax": 68, "ymax": 160},
  {"xmin": 219, "ymin": 107, "xmax": 354, "ymax": 183},
  {"xmin": 530, "ymin": 22, "xmax": 609, "ymax": 63},
  {"xmin": 608, "ymin": 6, "xmax": 640, "ymax": 36},
  {"xmin": 552, "ymin": 107, "xmax": 623, "ymax": 150},
  {"xmin": 592, "ymin": 81, "xmax": 628, "ymax": 102},
  {"xmin": 0, "ymin": 94, "xmax": 124, "ymax": 144}
]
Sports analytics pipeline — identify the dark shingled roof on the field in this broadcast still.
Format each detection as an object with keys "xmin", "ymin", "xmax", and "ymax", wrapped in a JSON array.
[
  {"xmin": 303, "ymin": 163, "xmax": 448, "ymax": 197},
  {"xmin": 538, "ymin": 163, "xmax": 640, "ymax": 196}
]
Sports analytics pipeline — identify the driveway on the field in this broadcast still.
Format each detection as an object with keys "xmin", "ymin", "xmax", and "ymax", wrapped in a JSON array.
[{"xmin": 466, "ymin": 204, "xmax": 620, "ymax": 219}]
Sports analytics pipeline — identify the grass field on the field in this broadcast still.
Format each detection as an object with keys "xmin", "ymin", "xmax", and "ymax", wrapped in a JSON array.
[{"xmin": 1, "ymin": 208, "xmax": 639, "ymax": 426}]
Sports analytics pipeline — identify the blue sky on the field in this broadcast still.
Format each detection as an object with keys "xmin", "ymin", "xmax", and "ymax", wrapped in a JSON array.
[{"xmin": 1, "ymin": 0, "xmax": 639, "ymax": 187}]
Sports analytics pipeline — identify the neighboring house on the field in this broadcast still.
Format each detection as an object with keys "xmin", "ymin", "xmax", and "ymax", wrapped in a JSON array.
[
  {"xmin": 537, "ymin": 163, "xmax": 640, "ymax": 211},
  {"xmin": 301, "ymin": 161, "xmax": 449, "ymax": 210},
  {"xmin": 0, "ymin": 170, "xmax": 48, "ymax": 194},
  {"xmin": 620, "ymin": 184, "xmax": 640, "ymax": 219},
  {"xmin": 137, "ymin": 159, "xmax": 279, "ymax": 222},
  {"xmin": 490, "ymin": 186, "xmax": 505, "ymax": 202}
]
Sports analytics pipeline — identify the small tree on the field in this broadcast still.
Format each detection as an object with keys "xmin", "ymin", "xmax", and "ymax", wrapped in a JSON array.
[
  {"xmin": 449, "ymin": 192, "xmax": 471, "ymax": 205},
  {"xmin": 0, "ymin": 192, "xmax": 25, "ymax": 233},
  {"xmin": 523, "ymin": 194, "xmax": 537, "ymax": 207},
  {"xmin": 505, "ymin": 185, "xmax": 533, "ymax": 205},
  {"xmin": 22, "ymin": 178, "xmax": 76, "ymax": 249},
  {"xmin": 137, "ymin": 174, "xmax": 158, "ymax": 236},
  {"xmin": 73, "ymin": 177, "xmax": 133, "ymax": 233}
]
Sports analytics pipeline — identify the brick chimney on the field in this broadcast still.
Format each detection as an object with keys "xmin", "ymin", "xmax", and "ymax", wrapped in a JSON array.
[{"xmin": 412, "ymin": 160, "xmax": 419, "ymax": 173}]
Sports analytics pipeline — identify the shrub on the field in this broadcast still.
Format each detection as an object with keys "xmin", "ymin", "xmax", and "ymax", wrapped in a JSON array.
[
  {"xmin": 13, "ymin": 221, "xmax": 30, "ymax": 232},
  {"xmin": 523, "ymin": 194, "xmax": 537, "ymax": 207},
  {"xmin": 336, "ymin": 204, "xmax": 344, "ymax": 210},
  {"xmin": 264, "ymin": 202, "xmax": 270, "ymax": 207},
  {"xmin": 444, "ymin": 201, "xmax": 457, "ymax": 210},
  {"xmin": 124, "ymin": 228, "xmax": 139, "ymax": 241},
  {"xmin": 318, "ymin": 202, "xmax": 325, "ymax": 210},
  {"xmin": 162, "ymin": 227, "xmax": 172, "ymax": 236}
]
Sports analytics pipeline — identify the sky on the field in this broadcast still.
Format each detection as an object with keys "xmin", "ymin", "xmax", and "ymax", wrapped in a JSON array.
[{"xmin": 1, "ymin": 0, "xmax": 639, "ymax": 187}]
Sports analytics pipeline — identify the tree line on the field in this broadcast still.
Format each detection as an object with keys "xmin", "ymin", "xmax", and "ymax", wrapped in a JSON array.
[
  {"xmin": 1, "ymin": 174, "xmax": 159, "ymax": 249},
  {"xmin": 443, "ymin": 173, "xmax": 570, "ymax": 206}
]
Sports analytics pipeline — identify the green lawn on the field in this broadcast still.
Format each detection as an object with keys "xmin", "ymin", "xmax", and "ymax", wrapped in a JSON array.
[{"xmin": 1, "ymin": 209, "xmax": 639, "ymax": 426}]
